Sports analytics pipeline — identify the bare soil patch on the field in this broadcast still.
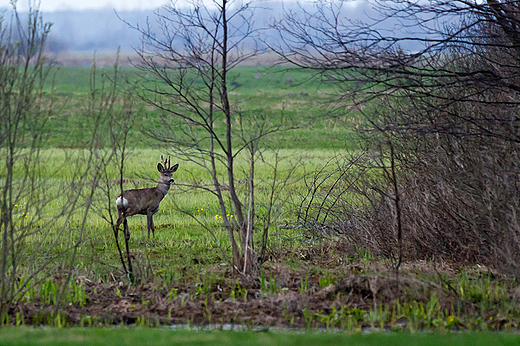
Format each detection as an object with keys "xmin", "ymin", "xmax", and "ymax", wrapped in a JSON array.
[{"xmin": 14, "ymin": 256, "xmax": 494, "ymax": 329}]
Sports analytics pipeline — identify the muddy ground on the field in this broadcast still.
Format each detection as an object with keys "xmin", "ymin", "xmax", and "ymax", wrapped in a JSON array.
[{"xmin": 15, "ymin": 260, "xmax": 496, "ymax": 330}]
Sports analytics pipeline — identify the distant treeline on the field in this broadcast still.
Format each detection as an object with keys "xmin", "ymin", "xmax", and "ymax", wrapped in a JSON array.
[{"xmin": 0, "ymin": 1, "xmax": 430, "ymax": 56}]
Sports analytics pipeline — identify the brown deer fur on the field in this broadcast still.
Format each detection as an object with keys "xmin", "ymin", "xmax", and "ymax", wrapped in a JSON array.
[{"xmin": 115, "ymin": 156, "xmax": 179, "ymax": 239}]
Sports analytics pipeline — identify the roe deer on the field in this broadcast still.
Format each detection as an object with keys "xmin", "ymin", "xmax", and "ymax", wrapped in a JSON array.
[{"xmin": 115, "ymin": 156, "xmax": 179, "ymax": 239}]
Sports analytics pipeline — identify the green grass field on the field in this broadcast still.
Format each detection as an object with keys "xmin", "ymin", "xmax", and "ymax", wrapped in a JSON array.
[
  {"xmin": 44, "ymin": 65, "xmax": 359, "ymax": 150},
  {"xmin": 2, "ymin": 65, "xmax": 358, "ymax": 284},
  {"xmin": 3, "ymin": 65, "xmax": 520, "ymax": 336},
  {"xmin": 3, "ymin": 65, "xmax": 363, "ymax": 327},
  {"xmin": 2, "ymin": 328, "xmax": 520, "ymax": 346},
  {"xmin": 6, "ymin": 147, "xmax": 337, "ymax": 282}
]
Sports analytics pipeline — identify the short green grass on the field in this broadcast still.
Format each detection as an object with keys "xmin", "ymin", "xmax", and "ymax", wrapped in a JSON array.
[
  {"xmin": 43, "ymin": 65, "xmax": 359, "ymax": 150},
  {"xmin": 1, "ymin": 328, "xmax": 520, "ymax": 346},
  {"xmin": 6, "ymin": 147, "xmax": 337, "ymax": 282},
  {"xmin": 6, "ymin": 62, "xmax": 356, "ymax": 283}
]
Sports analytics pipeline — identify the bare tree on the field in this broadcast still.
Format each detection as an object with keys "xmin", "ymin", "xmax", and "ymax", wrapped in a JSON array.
[
  {"xmin": 274, "ymin": 0, "xmax": 520, "ymax": 274},
  {"xmin": 0, "ymin": 5, "xmax": 137, "ymax": 321},
  {"xmin": 0, "ymin": 4, "xmax": 69, "ymax": 322},
  {"xmin": 273, "ymin": 0, "xmax": 520, "ymax": 139},
  {"xmin": 123, "ymin": 0, "xmax": 297, "ymax": 276}
]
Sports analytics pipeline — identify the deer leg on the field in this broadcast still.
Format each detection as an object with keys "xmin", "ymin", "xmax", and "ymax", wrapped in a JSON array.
[
  {"xmin": 114, "ymin": 212, "xmax": 125, "ymax": 245},
  {"xmin": 115, "ymin": 220, "xmax": 123, "ymax": 240},
  {"xmin": 115, "ymin": 208, "xmax": 129, "ymax": 234},
  {"xmin": 147, "ymin": 212, "xmax": 155, "ymax": 239},
  {"xmin": 123, "ymin": 218, "xmax": 130, "ymax": 241},
  {"xmin": 114, "ymin": 224, "xmax": 119, "ymax": 242},
  {"xmin": 114, "ymin": 212, "xmax": 124, "ymax": 232}
]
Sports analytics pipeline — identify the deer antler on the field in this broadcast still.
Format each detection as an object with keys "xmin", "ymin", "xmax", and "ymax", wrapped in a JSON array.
[{"xmin": 161, "ymin": 155, "xmax": 172, "ymax": 171}]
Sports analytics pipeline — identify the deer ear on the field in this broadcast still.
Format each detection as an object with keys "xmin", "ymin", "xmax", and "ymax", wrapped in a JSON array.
[
  {"xmin": 171, "ymin": 163, "xmax": 179, "ymax": 173},
  {"xmin": 157, "ymin": 163, "xmax": 164, "ymax": 172}
]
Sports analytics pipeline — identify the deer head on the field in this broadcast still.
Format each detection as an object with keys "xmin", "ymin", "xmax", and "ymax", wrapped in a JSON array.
[{"xmin": 157, "ymin": 155, "xmax": 179, "ymax": 186}]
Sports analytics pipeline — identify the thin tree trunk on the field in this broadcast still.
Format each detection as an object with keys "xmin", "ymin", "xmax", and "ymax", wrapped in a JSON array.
[
  {"xmin": 220, "ymin": 0, "xmax": 247, "ymax": 271},
  {"xmin": 389, "ymin": 142, "xmax": 403, "ymax": 281}
]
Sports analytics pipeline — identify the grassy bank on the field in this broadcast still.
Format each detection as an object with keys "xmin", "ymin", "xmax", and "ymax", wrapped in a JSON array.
[{"xmin": 2, "ymin": 328, "xmax": 520, "ymax": 346}]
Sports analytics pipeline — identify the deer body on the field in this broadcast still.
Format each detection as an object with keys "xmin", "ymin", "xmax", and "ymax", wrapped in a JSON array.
[{"xmin": 115, "ymin": 157, "xmax": 179, "ymax": 239}]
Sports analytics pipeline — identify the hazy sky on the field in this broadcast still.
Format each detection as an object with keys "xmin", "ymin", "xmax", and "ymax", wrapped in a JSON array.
[
  {"xmin": 0, "ymin": 0, "xmax": 171, "ymax": 12},
  {"xmin": 0, "ymin": 0, "xmax": 363, "ymax": 13}
]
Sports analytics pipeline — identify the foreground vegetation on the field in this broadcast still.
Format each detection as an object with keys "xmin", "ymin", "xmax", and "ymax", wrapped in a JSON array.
[
  {"xmin": 1, "ymin": 55, "xmax": 520, "ymax": 331},
  {"xmin": 3, "ymin": 155, "xmax": 520, "ymax": 332},
  {"xmin": 3, "ymin": 328, "xmax": 520, "ymax": 346},
  {"xmin": 3, "ymin": 65, "xmax": 519, "ymax": 332},
  {"xmin": 4, "ymin": 0, "xmax": 520, "ymax": 337}
]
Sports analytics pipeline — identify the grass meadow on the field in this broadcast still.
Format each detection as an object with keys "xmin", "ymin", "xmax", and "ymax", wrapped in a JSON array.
[
  {"xmin": 4, "ymin": 64, "xmax": 520, "ymax": 343},
  {"xmin": 45, "ymin": 65, "xmax": 358, "ymax": 150},
  {"xmin": 11, "ymin": 147, "xmax": 336, "ymax": 282},
  {"xmin": 9, "ymin": 63, "xmax": 355, "ymax": 283},
  {"xmin": 3, "ymin": 327, "xmax": 520, "ymax": 346}
]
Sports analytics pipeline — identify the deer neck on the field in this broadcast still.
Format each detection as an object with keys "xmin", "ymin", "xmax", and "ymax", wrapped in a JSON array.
[{"xmin": 156, "ymin": 182, "xmax": 171, "ymax": 197}]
